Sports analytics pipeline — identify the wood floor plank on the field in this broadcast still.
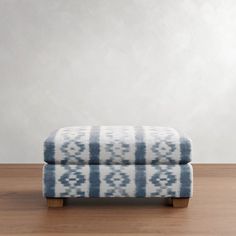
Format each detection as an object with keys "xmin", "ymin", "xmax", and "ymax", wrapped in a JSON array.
[{"xmin": 0, "ymin": 164, "xmax": 236, "ymax": 235}]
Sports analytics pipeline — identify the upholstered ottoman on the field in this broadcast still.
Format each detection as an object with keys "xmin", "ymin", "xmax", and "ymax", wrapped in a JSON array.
[{"xmin": 43, "ymin": 126, "xmax": 192, "ymax": 208}]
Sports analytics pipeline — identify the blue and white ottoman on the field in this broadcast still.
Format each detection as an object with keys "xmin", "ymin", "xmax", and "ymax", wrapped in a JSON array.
[{"xmin": 43, "ymin": 126, "xmax": 193, "ymax": 208}]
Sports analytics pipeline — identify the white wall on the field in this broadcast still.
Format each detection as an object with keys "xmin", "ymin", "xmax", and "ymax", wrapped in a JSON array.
[{"xmin": 0, "ymin": 0, "xmax": 236, "ymax": 163}]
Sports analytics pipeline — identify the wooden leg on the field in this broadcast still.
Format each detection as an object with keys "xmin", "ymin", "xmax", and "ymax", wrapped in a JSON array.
[
  {"xmin": 172, "ymin": 198, "xmax": 189, "ymax": 208},
  {"xmin": 47, "ymin": 198, "xmax": 64, "ymax": 208}
]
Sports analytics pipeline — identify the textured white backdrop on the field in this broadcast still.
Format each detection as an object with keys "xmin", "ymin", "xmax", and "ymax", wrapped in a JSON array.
[{"xmin": 0, "ymin": 0, "xmax": 236, "ymax": 163}]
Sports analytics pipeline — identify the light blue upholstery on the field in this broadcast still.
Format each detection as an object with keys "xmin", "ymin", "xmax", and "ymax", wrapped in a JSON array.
[
  {"xmin": 43, "ymin": 126, "xmax": 193, "ymax": 199},
  {"xmin": 43, "ymin": 164, "xmax": 192, "ymax": 198},
  {"xmin": 44, "ymin": 126, "xmax": 191, "ymax": 165}
]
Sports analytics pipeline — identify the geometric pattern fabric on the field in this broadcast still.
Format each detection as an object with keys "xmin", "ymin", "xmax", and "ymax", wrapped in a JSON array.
[
  {"xmin": 43, "ymin": 126, "xmax": 193, "ymax": 199},
  {"xmin": 43, "ymin": 164, "xmax": 193, "ymax": 198},
  {"xmin": 44, "ymin": 126, "xmax": 192, "ymax": 165}
]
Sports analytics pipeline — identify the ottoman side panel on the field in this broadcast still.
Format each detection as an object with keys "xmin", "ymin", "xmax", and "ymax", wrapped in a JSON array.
[
  {"xmin": 43, "ymin": 164, "xmax": 56, "ymax": 198},
  {"xmin": 44, "ymin": 129, "xmax": 58, "ymax": 164},
  {"xmin": 180, "ymin": 163, "xmax": 193, "ymax": 197},
  {"xmin": 43, "ymin": 164, "xmax": 193, "ymax": 198},
  {"xmin": 180, "ymin": 136, "xmax": 192, "ymax": 164}
]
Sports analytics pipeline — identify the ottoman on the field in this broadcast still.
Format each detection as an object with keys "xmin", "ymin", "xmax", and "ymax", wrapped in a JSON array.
[{"xmin": 43, "ymin": 126, "xmax": 193, "ymax": 208}]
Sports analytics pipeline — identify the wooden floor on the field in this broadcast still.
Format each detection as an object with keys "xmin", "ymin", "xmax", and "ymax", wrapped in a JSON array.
[{"xmin": 0, "ymin": 164, "xmax": 236, "ymax": 236}]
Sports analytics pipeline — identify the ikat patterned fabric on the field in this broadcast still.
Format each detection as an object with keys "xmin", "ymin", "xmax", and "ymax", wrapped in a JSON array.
[
  {"xmin": 44, "ymin": 126, "xmax": 191, "ymax": 165},
  {"xmin": 43, "ymin": 164, "xmax": 192, "ymax": 198}
]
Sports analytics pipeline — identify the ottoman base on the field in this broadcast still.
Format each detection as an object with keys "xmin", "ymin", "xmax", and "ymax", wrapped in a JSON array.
[
  {"xmin": 46, "ymin": 198, "xmax": 190, "ymax": 208},
  {"xmin": 43, "ymin": 164, "xmax": 193, "ymax": 198}
]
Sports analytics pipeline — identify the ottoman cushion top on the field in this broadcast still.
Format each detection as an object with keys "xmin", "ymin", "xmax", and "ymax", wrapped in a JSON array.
[{"xmin": 44, "ymin": 126, "xmax": 191, "ymax": 165}]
